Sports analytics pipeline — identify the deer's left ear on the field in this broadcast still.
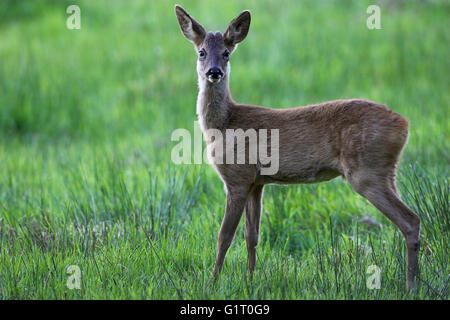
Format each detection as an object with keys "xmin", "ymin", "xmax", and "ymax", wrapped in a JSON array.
[{"xmin": 224, "ymin": 10, "xmax": 251, "ymax": 47}]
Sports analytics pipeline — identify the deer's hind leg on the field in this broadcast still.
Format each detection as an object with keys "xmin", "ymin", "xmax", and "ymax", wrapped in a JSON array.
[{"xmin": 345, "ymin": 168, "xmax": 421, "ymax": 290}]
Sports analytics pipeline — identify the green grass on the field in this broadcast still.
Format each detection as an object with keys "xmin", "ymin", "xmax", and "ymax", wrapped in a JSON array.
[{"xmin": 0, "ymin": 0, "xmax": 448, "ymax": 299}]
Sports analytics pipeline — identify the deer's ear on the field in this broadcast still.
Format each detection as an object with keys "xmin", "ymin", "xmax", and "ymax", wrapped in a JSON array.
[
  {"xmin": 175, "ymin": 5, "xmax": 206, "ymax": 46},
  {"xmin": 224, "ymin": 10, "xmax": 251, "ymax": 47}
]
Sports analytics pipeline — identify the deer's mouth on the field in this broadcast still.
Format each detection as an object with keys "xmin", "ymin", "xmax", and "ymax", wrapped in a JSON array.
[
  {"xmin": 206, "ymin": 67, "xmax": 224, "ymax": 83},
  {"xmin": 207, "ymin": 75, "xmax": 222, "ymax": 83}
]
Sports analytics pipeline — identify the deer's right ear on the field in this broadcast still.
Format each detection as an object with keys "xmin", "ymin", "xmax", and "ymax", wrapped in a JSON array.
[{"xmin": 175, "ymin": 5, "xmax": 206, "ymax": 46}]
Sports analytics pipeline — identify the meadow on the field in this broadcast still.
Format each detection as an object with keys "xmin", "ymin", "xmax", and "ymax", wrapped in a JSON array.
[{"xmin": 0, "ymin": 0, "xmax": 448, "ymax": 299}]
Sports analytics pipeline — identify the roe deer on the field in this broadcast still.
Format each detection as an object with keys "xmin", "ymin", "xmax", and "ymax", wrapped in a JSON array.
[{"xmin": 174, "ymin": 5, "xmax": 421, "ymax": 291}]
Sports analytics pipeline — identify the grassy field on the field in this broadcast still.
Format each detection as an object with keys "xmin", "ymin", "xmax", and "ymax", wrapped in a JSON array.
[{"xmin": 0, "ymin": 0, "xmax": 448, "ymax": 299}]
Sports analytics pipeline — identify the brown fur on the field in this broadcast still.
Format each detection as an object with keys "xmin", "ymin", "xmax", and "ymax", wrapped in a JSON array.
[{"xmin": 175, "ymin": 5, "xmax": 421, "ymax": 291}]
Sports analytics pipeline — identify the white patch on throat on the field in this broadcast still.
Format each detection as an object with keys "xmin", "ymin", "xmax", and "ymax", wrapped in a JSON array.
[{"xmin": 196, "ymin": 63, "xmax": 231, "ymax": 134}]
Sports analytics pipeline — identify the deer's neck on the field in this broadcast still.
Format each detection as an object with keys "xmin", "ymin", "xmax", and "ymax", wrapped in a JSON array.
[{"xmin": 196, "ymin": 75, "xmax": 232, "ymax": 132}]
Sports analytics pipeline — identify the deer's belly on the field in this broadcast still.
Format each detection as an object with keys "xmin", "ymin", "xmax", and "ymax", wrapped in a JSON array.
[{"xmin": 258, "ymin": 165, "xmax": 341, "ymax": 185}]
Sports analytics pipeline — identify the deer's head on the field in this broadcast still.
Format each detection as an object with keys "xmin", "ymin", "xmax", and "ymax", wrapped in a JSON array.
[{"xmin": 175, "ymin": 5, "xmax": 251, "ymax": 84}]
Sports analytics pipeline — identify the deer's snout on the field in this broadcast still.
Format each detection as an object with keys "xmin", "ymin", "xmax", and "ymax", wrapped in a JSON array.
[{"xmin": 206, "ymin": 67, "xmax": 223, "ymax": 83}]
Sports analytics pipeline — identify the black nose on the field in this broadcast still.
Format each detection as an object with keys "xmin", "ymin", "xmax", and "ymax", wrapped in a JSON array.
[{"xmin": 206, "ymin": 67, "xmax": 223, "ymax": 79}]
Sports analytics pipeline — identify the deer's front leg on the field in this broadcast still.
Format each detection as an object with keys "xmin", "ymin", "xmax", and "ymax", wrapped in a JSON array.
[
  {"xmin": 244, "ymin": 185, "xmax": 264, "ymax": 277},
  {"xmin": 212, "ymin": 188, "xmax": 249, "ymax": 280}
]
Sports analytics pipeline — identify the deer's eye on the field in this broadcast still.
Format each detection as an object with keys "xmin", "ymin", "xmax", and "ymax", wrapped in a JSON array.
[
  {"xmin": 198, "ymin": 49, "xmax": 206, "ymax": 60},
  {"xmin": 223, "ymin": 50, "xmax": 230, "ymax": 60}
]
